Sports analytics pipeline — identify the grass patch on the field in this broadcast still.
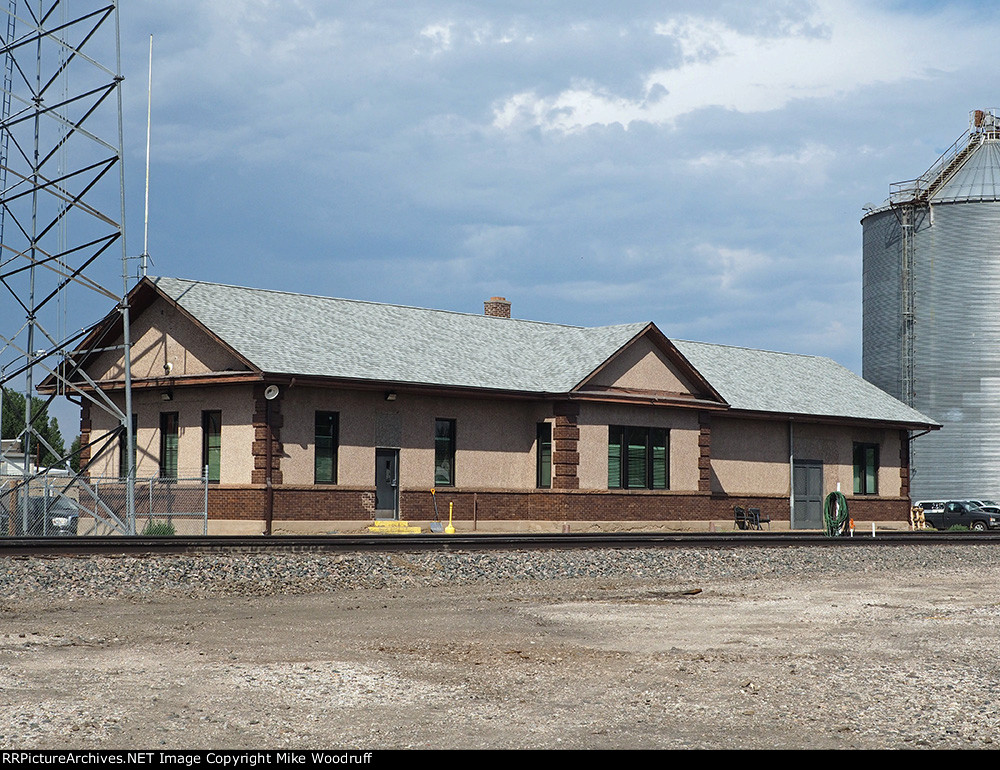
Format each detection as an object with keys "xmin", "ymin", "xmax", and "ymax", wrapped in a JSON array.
[{"xmin": 141, "ymin": 520, "xmax": 176, "ymax": 536}]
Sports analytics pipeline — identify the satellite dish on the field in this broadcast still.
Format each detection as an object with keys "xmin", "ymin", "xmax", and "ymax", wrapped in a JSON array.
[{"xmin": 264, "ymin": 385, "xmax": 280, "ymax": 400}]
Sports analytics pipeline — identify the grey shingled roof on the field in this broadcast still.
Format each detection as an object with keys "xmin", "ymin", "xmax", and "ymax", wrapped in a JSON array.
[
  {"xmin": 151, "ymin": 277, "xmax": 648, "ymax": 393},
  {"xmin": 149, "ymin": 277, "xmax": 937, "ymax": 427},
  {"xmin": 673, "ymin": 339, "xmax": 939, "ymax": 427}
]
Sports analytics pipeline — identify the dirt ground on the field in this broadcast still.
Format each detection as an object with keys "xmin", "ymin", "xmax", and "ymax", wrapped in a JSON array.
[{"xmin": 3, "ymin": 564, "xmax": 1000, "ymax": 750}]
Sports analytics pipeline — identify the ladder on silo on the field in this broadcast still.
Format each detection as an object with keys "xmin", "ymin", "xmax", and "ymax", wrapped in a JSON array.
[
  {"xmin": 898, "ymin": 203, "xmax": 916, "ymax": 408},
  {"xmin": 924, "ymin": 132, "xmax": 983, "ymax": 200}
]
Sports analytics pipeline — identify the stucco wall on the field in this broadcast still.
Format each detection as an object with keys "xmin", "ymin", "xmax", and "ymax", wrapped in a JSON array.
[
  {"xmin": 87, "ymin": 385, "xmax": 254, "ymax": 482},
  {"xmin": 710, "ymin": 417, "xmax": 903, "ymax": 499},
  {"xmin": 710, "ymin": 418, "xmax": 789, "ymax": 495},
  {"xmin": 244, "ymin": 386, "xmax": 705, "ymax": 493},
  {"xmin": 576, "ymin": 403, "xmax": 700, "ymax": 491},
  {"xmin": 279, "ymin": 387, "xmax": 554, "ymax": 489},
  {"xmin": 795, "ymin": 422, "xmax": 901, "ymax": 499},
  {"xmin": 88, "ymin": 297, "xmax": 246, "ymax": 381},
  {"xmin": 84, "ymin": 383, "xmax": 906, "ymax": 504}
]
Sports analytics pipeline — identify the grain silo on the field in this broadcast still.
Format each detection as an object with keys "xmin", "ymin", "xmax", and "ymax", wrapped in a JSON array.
[{"xmin": 863, "ymin": 109, "xmax": 1000, "ymax": 501}]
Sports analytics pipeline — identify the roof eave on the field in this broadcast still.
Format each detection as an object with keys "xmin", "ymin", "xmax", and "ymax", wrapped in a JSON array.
[
  {"xmin": 721, "ymin": 407, "xmax": 941, "ymax": 431},
  {"xmin": 50, "ymin": 371, "xmax": 264, "ymax": 394}
]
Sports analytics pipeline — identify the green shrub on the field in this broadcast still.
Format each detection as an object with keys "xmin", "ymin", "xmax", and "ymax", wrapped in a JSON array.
[{"xmin": 141, "ymin": 520, "xmax": 176, "ymax": 536}]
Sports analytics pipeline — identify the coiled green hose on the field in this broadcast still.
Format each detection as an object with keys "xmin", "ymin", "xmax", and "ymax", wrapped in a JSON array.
[{"xmin": 823, "ymin": 491, "xmax": 849, "ymax": 537}]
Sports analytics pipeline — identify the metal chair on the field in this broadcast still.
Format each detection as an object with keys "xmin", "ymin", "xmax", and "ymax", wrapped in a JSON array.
[
  {"xmin": 747, "ymin": 507, "xmax": 770, "ymax": 530},
  {"xmin": 733, "ymin": 505, "xmax": 749, "ymax": 530}
]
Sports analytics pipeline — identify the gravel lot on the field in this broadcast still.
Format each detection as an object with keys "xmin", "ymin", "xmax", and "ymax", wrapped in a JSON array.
[{"xmin": 3, "ymin": 542, "xmax": 1000, "ymax": 750}]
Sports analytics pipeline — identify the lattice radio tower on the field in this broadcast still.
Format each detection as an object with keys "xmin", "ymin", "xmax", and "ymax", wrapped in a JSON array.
[{"xmin": 0, "ymin": 0, "xmax": 135, "ymax": 533}]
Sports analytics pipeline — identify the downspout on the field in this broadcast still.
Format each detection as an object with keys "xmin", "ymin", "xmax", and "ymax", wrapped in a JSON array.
[
  {"xmin": 264, "ymin": 396, "xmax": 273, "ymax": 536},
  {"xmin": 789, "ymin": 419, "xmax": 795, "ymax": 528},
  {"xmin": 906, "ymin": 428, "xmax": 933, "ymax": 496}
]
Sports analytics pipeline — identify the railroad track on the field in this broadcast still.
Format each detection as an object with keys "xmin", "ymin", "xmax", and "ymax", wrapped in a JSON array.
[{"xmin": 2, "ymin": 530, "xmax": 999, "ymax": 557}]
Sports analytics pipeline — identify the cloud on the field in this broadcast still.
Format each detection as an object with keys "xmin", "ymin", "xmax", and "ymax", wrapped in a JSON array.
[
  {"xmin": 695, "ymin": 244, "xmax": 776, "ymax": 293},
  {"xmin": 491, "ymin": 1, "xmax": 981, "ymax": 133},
  {"xmin": 460, "ymin": 224, "xmax": 530, "ymax": 261},
  {"xmin": 686, "ymin": 143, "xmax": 835, "ymax": 170},
  {"xmin": 101, "ymin": 0, "xmax": 1000, "ymax": 381},
  {"xmin": 540, "ymin": 278, "xmax": 658, "ymax": 306},
  {"xmin": 420, "ymin": 22, "xmax": 454, "ymax": 53},
  {"xmin": 417, "ymin": 19, "xmax": 531, "ymax": 55}
]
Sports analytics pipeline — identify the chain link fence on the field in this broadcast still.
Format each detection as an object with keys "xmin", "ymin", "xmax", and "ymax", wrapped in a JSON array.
[{"xmin": 0, "ymin": 471, "xmax": 209, "ymax": 536}]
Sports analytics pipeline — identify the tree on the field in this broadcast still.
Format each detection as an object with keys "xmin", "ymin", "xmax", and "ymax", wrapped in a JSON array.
[
  {"xmin": 1, "ymin": 386, "xmax": 68, "ymax": 468},
  {"xmin": 43, "ymin": 417, "xmax": 67, "ymax": 467},
  {"xmin": 70, "ymin": 435, "xmax": 81, "ymax": 474},
  {"xmin": 0, "ymin": 386, "xmax": 23, "ymax": 443}
]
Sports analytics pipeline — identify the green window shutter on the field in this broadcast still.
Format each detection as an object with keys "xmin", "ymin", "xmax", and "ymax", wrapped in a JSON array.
[
  {"xmin": 160, "ymin": 412, "xmax": 178, "ymax": 479},
  {"xmin": 627, "ymin": 427, "xmax": 647, "ymax": 489},
  {"xmin": 315, "ymin": 435, "xmax": 334, "ymax": 482},
  {"xmin": 651, "ymin": 428, "xmax": 668, "ymax": 489},
  {"xmin": 537, "ymin": 422, "xmax": 552, "ymax": 488},
  {"xmin": 852, "ymin": 442, "xmax": 879, "ymax": 495},
  {"xmin": 435, "ymin": 419, "xmax": 455, "ymax": 486},
  {"xmin": 865, "ymin": 446, "xmax": 877, "ymax": 495},
  {"xmin": 163, "ymin": 436, "xmax": 177, "ymax": 478},
  {"xmin": 203, "ymin": 411, "xmax": 221, "ymax": 482},
  {"xmin": 314, "ymin": 412, "xmax": 338, "ymax": 484},
  {"xmin": 608, "ymin": 426, "xmax": 623, "ymax": 488}
]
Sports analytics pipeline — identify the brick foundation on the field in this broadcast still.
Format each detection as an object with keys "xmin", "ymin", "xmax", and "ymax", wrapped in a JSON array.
[{"xmin": 205, "ymin": 485, "xmax": 913, "ymax": 524}]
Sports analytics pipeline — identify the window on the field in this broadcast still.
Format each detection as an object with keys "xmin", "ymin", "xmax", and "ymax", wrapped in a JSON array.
[
  {"xmin": 434, "ymin": 418, "xmax": 455, "ymax": 486},
  {"xmin": 202, "ymin": 410, "xmax": 222, "ymax": 482},
  {"xmin": 159, "ymin": 412, "xmax": 178, "ymax": 479},
  {"xmin": 536, "ymin": 422, "xmax": 552, "ymax": 488},
  {"xmin": 853, "ymin": 442, "xmax": 879, "ymax": 495},
  {"xmin": 315, "ymin": 411, "xmax": 339, "ymax": 484},
  {"xmin": 118, "ymin": 414, "xmax": 137, "ymax": 479},
  {"xmin": 608, "ymin": 426, "xmax": 668, "ymax": 489}
]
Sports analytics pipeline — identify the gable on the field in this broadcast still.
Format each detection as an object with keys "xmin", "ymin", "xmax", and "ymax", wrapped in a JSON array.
[
  {"xmin": 85, "ymin": 295, "xmax": 250, "ymax": 382},
  {"xmin": 580, "ymin": 333, "xmax": 714, "ymax": 401}
]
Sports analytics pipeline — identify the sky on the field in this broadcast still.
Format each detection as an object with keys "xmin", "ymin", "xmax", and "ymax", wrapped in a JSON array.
[{"xmin": 8, "ymin": 0, "xmax": 1000, "ymax": 434}]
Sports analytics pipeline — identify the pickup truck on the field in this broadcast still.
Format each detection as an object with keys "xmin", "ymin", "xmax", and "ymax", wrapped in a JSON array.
[{"xmin": 922, "ymin": 500, "xmax": 1000, "ymax": 531}]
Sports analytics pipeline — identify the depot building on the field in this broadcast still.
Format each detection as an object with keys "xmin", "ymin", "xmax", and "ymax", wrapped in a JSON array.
[{"xmin": 53, "ymin": 276, "xmax": 938, "ymax": 533}]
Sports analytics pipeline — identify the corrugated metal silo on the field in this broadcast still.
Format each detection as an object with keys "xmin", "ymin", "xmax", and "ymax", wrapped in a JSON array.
[{"xmin": 863, "ymin": 109, "xmax": 1000, "ymax": 500}]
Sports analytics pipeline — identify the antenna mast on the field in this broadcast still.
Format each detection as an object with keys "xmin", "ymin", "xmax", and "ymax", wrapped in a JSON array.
[
  {"xmin": 0, "ymin": 0, "xmax": 136, "ymax": 534},
  {"xmin": 141, "ymin": 33, "xmax": 150, "ymax": 278}
]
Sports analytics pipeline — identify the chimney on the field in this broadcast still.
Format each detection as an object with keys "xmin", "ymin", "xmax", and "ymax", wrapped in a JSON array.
[{"xmin": 484, "ymin": 296, "xmax": 511, "ymax": 318}]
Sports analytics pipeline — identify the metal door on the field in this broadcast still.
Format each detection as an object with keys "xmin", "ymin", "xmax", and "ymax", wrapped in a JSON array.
[
  {"xmin": 375, "ymin": 448, "xmax": 399, "ymax": 520},
  {"xmin": 792, "ymin": 460, "xmax": 824, "ymax": 530}
]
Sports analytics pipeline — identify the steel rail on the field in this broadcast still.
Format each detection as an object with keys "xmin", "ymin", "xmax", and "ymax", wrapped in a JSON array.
[{"xmin": 2, "ymin": 531, "xmax": 999, "ymax": 557}]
